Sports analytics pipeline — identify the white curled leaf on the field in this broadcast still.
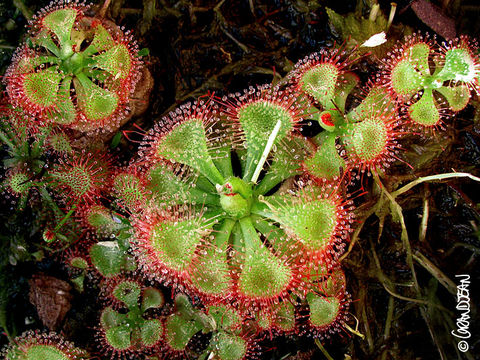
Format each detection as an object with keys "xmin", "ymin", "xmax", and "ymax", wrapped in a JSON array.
[{"xmin": 361, "ymin": 32, "xmax": 387, "ymax": 48}]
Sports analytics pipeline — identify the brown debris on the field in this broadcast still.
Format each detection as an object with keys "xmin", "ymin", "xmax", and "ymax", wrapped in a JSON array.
[
  {"xmin": 28, "ymin": 273, "xmax": 73, "ymax": 331},
  {"xmin": 411, "ymin": 0, "xmax": 456, "ymax": 39},
  {"xmin": 128, "ymin": 66, "xmax": 155, "ymax": 119},
  {"xmin": 285, "ymin": 350, "xmax": 316, "ymax": 360}
]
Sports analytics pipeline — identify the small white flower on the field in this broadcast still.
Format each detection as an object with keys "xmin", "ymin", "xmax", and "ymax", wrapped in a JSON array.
[{"xmin": 361, "ymin": 32, "xmax": 387, "ymax": 48}]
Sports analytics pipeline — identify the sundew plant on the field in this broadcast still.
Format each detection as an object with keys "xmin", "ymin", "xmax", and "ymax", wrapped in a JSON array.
[{"xmin": 0, "ymin": 1, "xmax": 479, "ymax": 360}]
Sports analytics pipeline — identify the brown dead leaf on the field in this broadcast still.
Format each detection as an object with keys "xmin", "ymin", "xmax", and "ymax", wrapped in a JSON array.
[
  {"xmin": 411, "ymin": 0, "xmax": 456, "ymax": 39},
  {"xmin": 29, "ymin": 273, "xmax": 73, "ymax": 331}
]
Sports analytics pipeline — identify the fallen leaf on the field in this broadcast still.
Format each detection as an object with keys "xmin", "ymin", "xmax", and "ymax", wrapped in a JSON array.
[
  {"xmin": 411, "ymin": 0, "xmax": 456, "ymax": 39},
  {"xmin": 361, "ymin": 32, "xmax": 387, "ymax": 47},
  {"xmin": 29, "ymin": 273, "xmax": 73, "ymax": 331}
]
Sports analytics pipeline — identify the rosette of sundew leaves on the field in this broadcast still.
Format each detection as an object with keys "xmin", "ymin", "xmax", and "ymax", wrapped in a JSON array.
[
  {"xmin": 47, "ymin": 150, "xmax": 114, "ymax": 205},
  {"xmin": 33, "ymin": 149, "xmax": 117, "ymax": 243},
  {"xmin": 164, "ymin": 294, "xmax": 257, "ymax": 360},
  {"xmin": 0, "ymin": 104, "xmax": 92, "ymax": 244},
  {"xmin": 122, "ymin": 88, "xmax": 354, "ymax": 320},
  {"xmin": 379, "ymin": 34, "xmax": 479, "ymax": 127},
  {"xmin": 97, "ymin": 278, "xmax": 165, "ymax": 359},
  {"xmin": 289, "ymin": 50, "xmax": 404, "ymax": 181},
  {"xmin": 4, "ymin": 1, "xmax": 141, "ymax": 132},
  {"xmin": 0, "ymin": 106, "xmax": 42, "ymax": 210},
  {"xmin": 80, "ymin": 203, "xmax": 137, "ymax": 278},
  {"xmin": 1, "ymin": 330, "xmax": 89, "ymax": 360}
]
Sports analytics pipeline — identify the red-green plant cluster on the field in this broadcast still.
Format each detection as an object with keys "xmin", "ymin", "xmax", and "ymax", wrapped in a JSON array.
[
  {"xmin": 1, "ymin": 330, "xmax": 89, "ymax": 360},
  {"xmin": 379, "ymin": 34, "xmax": 479, "ymax": 128},
  {"xmin": 1, "ymin": 1, "xmax": 479, "ymax": 360},
  {"xmin": 96, "ymin": 276, "xmax": 165, "ymax": 359},
  {"xmin": 4, "ymin": 0, "xmax": 141, "ymax": 132}
]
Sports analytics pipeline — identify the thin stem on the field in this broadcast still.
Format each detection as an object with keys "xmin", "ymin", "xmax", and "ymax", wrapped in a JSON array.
[
  {"xmin": 358, "ymin": 286, "xmax": 374, "ymax": 352},
  {"xmin": 18, "ymin": 194, "xmax": 28, "ymax": 210},
  {"xmin": 31, "ymin": 125, "xmax": 52, "ymax": 158},
  {"xmin": 251, "ymin": 215, "xmax": 284, "ymax": 240},
  {"xmin": 446, "ymin": 242, "xmax": 480, "ymax": 256},
  {"xmin": 339, "ymin": 207, "xmax": 372, "ymax": 261},
  {"xmin": 419, "ymin": 185, "xmax": 429, "ymax": 242},
  {"xmin": 254, "ymin": 172, "xmax": 284, "ymax": 196},
  {"xmin": 344, "ymin": 315, "xmax": 365, "ymax": 339},
  {"xmin": 213, "ymin": 148, "xmax": 233, "ymax": 178},
  {"xmin": 373, "ymin": 172, "xmax": 419, "ymax": 291},
  {"xmin": 412, "ymin": 251, "xmax": 457, "ymax": 295},
  {"xmin": 369, "ymin": 3, "xmax": 380, "ymax": 21},
  {"xmin": 98, "ymin": 0, "xmax": 113, "ymax": 18},
  {"xmin": 369, "ymin": 237, "xmax": 452, "ymax": 313},
  {"xmin": 37, "ymin": 34, "xmax": 61, "ymax": 58},
  {"xmin": 381, "ymin": 296, "xmax": 394, "ymax": 360},
  {"xmin": 250, "ymin": 197, "xmax": 272, "ymax": 218},
  {"xmin": 314, "ymin": 339, "xmax": 334, "ymax": 360},
  {"xmin": 387, "ymin": 3, "xmax": 397, "ymax": 30},
  {"xmin": 200, "ymin": 162, "xmax": 225, "ymax": 187},
  {"xmin": 39, "ymin": 187, "xmax": 63, "ymax": 217},
  {"xmin": 392, "ymin": 172, "xmax": 480, "ymax": 198},
  {"xmin": 13, "ymin": 0, "xmax": 33, "ymax": 20},
  {"xmin": 54, "ymin": 202, "xmax": 79, "ymax": 232},
  {"xmin": 251, "ymin": 119, "xmax": 282, "ymax": 184}
]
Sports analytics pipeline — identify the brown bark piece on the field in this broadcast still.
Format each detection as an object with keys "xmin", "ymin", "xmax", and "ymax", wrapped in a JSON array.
[
  {"xmin": 28, "ymin": 273, "xmax": 73, "ymax": 331},
  {"xmin": 128, "ymin": 65, "xmax": 154, "ymax": 119},
  {"xmin": 411, "ymin": 0, "xmax": 456, "ymax": 40}
]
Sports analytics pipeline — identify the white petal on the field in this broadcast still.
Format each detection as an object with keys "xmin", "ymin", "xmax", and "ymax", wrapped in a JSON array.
[{"xmin": 361, "ymin": 32, "xmax": 387, "ymax": 48}]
